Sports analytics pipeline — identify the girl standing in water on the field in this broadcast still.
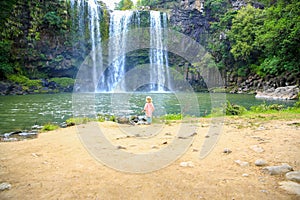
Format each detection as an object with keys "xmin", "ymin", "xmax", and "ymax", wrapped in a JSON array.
[{"xmin": 143, "ymin": 96, "xmax": 155, "ymax": 124}]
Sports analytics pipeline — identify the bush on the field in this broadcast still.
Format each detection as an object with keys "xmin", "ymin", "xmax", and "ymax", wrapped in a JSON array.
[
  {"xmin": 226, "ymin": 101, "xmax": 246, "ymax": 115},
  {"xmin": 294, "ymin": 100, "xmax": 300, "ymax": 108},
  {"xmin": 8, "ymin": 74, "xmax": 42, "ymax": 88},
  {"xmin": 41, "ymin": 123, "xmax": 59, "ymax": 132},
  {"xmin": 65, "ymin": 117, "xmax": 91, "ymax": 126},
  {"xmin": 50, "ymin": 77, "xmax": 74, "ymax": 87},
  {"xmin": 161, "ymin": 113, "xmax": 183, "ymax": 120},
  {"xmin": 250, "ymin": 103, "xmax": 284, "ymax": 112}
]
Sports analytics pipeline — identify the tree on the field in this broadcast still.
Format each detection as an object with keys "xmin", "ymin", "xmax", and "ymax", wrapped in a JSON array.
[
  {"xmin": 228, "ymin": 5, "xmax": 264, "ymax": 62},
  {"xmin": 115, "ymin": 0, "xmax": 134, "ymax": 10},
  {"xmin": 255, "ymin": 0, "xmax": 300, "ymax": 75},
  {"xmin": 0, "ymin": 40, "xmax": 14, "ymax": 79}
]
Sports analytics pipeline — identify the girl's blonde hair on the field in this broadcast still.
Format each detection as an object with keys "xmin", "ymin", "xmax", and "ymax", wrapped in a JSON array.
[{"xmin": 146, "ymin": 96, "xmax": 152, "ymax": 103}]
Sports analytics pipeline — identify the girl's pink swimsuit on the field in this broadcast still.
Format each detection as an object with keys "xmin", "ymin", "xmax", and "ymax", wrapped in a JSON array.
[{"xmin": 144, "ymin": 102, "xmax": 155, "ymax": 117}]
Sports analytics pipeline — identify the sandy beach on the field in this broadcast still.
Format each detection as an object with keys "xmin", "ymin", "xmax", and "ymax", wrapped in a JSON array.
[{"xmin": 0, "ymin": 117, "xmax": 299, "ymax": 199}]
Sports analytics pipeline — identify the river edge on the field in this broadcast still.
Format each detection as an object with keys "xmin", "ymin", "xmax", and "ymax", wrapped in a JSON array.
[{"xmin": 0, "ymin": 116, "xmax": 299, "ymax": 199}]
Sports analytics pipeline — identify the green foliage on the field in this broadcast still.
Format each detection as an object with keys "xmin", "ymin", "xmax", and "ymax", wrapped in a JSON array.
[
  {"xmin": 250, "ymin": 103, "xmax": 284, "ymax": 112},
  {"xmin": 109, "ymin": 115, "xmax": 117, "ymax": 122},
  {"xmin": 226, "ymin": 101, "xmax": 247, "ymax": 115},
  {"xmin": 0, "ymin": 40, "xmax": 14, "ymax": 79},
  {"xmin": 115, "ymin": 0, "xmax": 134, "ymax": 10},
  {"xmin": 227, "ymin": 1, "xmax": 300, "ymax": 76},
  {"xmin": 41, "ymin": 123, "xmax": 59, "ymax": 132},
  {"xmin": 205, "ymin": 0, "xmax": 231, "ymax": 19},
  {"xmin": 294, "ymin": 101, "xmax": 300, "ymax": 108},
  {"xmin": 229, "ymin": 5, "xmax": 265, "ymax": 61},
  {"xmin": 136, "ymin": 0, "xmax": 158, "ymax": 7},
  {"xmin": 43, "ymin": 11, "xmax": 63, "ymax": 29},
  {"xmin": 50, "ymin": 77, "xmax": 74, "ymax": 87},
  {"xmin": 7, "ymin": 75, "xmax": 42, "ymax": 88},
  {"xmin": 96, "ymin": 114, "xmax": 117, "ymax": 122},
  {"xmin": 65, "ymin": 117, "xmax": 92, "ymax": 126},
  {"xmin": 161, "ymin": 113, "xmax": 183, "ymax": 120}
]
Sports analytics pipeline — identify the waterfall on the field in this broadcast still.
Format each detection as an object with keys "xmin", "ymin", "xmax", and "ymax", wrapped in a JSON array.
[
  {"xmin": 70, "ymin": 0, "xmax": 102, "ymax": 92},
  {"xmin": 98, "ymin": 11, "xmax": 134, "ymax": 92},
  {"xmin": 149, "ymin": 11, "xmax": 170, "ymax": 91},
  {"xmin": 99, "ymin": 11, "xmax": 171, "ymax": 92},
  {"xmin": 70, "ymin": 2, "xmax": 171, "ymax": 92}
]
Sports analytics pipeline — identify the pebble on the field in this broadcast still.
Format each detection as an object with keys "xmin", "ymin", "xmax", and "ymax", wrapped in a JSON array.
[
  {"xmin": 260, "ymin": 189, "xmax": 268, "ymax": 193},
  {"xmin": 286, "ymin": 171, "xmax": 300, "ymax": 183},
  {"xmin": 116, "ymin": 145, "xmax": 127, "ymax": 150},
  {"xmin": 255, "ymin": 159, "xmax": 267, "ymax": 166},
  {"xmin": 279, "ymin": 181, "xmax": 300, "ymax": 196},
  {"xmin": 262, "ymin": 163, "xmax": 293, "ymax": 175},
  {"xmin": 235, "ymin": 160, "xmax": 249, "ymax": 167},
  {"xmin": 250, "ymin": 145, "xmax": 264, "ymax": 153},
  {"xmin": 31, "ymin": 153, "xmax": 39, "ymax": 158},
  {"xmin": 257, "ymin": 126, "xmax": 266, "ymax": 131},
  {"xmin": 0, "ymin": 182, "xmax": 11, "ymax": 191},
  {"xmin": 180, "ymin": 161, "xmax": 194, "ymax": 167},
  {"xmin": 223, "ymin": 148, "xmax": 232, "ymax": 154},
  {"xmin": 242, "ymin": 173, "xmax": 249, "ymax": 177}
]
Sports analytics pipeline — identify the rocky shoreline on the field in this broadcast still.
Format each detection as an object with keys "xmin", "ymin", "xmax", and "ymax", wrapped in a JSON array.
[{"xmin": 0, "ymin": 80, "xmax": 73, "ymax": 96}]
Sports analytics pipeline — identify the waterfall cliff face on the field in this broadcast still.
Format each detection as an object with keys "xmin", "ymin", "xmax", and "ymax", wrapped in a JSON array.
[{"xmin": 71, "ymin": 0, "xmax": 102, "ymax": 92}]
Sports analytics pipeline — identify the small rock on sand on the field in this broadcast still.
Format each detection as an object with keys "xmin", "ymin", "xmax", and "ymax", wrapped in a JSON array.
[
  {"xmin": 180, "ymin": 161, "xmax": 194, "ymax": 167},
  {"xmin": 286, "ymin": 171, "xmax": 300, "ymax": 183},
  {"xmin": 255, "ymin": 159, "xmax": 267, "ymax": 166},
  {"xmin": 0, "ymin": 182, "xmax": 11, "ymax": 191},
  {"xmin": 250, "ymin": 145, "xmax": 264, "ymax": 153},
  {"xmin": 223, "ymin": 148, "xmax": 232, "ymax": 154},
  {"xmin": 235, "ymin": 160, "xmax": 249, "ymax": 167},
  {"xmin": 279, "ymin": 181, "xmax": 300, "ymax": 196},
  {"xmin": 262, "ymin": 163, "xmax": 293, "ymax": 175}
]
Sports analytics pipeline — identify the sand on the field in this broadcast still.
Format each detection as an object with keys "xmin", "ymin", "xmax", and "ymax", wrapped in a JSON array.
[{"xmin": 0, "ymin": 117, "xmax": 299, "ymax": 200}]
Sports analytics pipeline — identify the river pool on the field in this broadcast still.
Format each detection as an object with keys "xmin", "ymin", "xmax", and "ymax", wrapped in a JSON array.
[{"xmin": 0, "ymin": 93, "xmax": 295, "ymax": 134}]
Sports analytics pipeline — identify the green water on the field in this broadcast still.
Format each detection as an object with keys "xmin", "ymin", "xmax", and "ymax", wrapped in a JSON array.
[{"xmin": 0, "ymin": 93, "xmax": 295, "ymax": 134}]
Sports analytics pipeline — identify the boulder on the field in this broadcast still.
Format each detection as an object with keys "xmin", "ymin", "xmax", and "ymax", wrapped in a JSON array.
[{"xmin": 256, "ymin": 85, "xmax": 299, "ymax": 100}]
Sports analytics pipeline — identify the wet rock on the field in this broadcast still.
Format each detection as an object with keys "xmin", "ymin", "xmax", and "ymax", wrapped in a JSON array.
[
  {"xmin": 31, "ymin": 125, "xmax": 43, "ymax": 129},
  {"xmin": 286, "ymin": 171, "xmax": 300, "ymax": 183},
  {"xmin": 279, "ymin": 181, "xmax": 300, "ymax": 196},
  {"xmin": 60, "ymin": 122, "xmax": 67, "ymax": 128},
  {"xmin": 262, "ymin": 163, "xmax": 293, "ymax": 175},
  {"xmin": 117, "ymin": 117, "xmax": 129, "ymax": 124},
  {"xmin": 235, "ymin": 160, "xmax": 249, "ymax": 167},
  {"xmin": 0, "ymin": 182, "xmax": 11, "ymax": 191},
  {"xmin": 255, "ymin": 159, "xmax": 267, "ymax": 166},
  {"xmin": 250, "ymin": 145, "xmax": 264, "ymax": 153},
  {"xmin": 180, "ymin": 161, "xmax": 194, "ymax": 167}
]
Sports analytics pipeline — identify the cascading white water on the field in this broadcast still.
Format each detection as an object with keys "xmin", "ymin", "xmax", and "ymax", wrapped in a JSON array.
[
  {"xmin": 70, "ymin": 2, "xmax": 171, "ymax": 92},
  {"xmin": 104, "ymin": 10, "xmax": 133, "ymax": 92},
  {"xmin": 70, "ymin": 0, "xmax": 102, "ymax": 92},
  {"xmin": 149, "ymin": 11, "xmax": 171, "ymax": 92}
]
